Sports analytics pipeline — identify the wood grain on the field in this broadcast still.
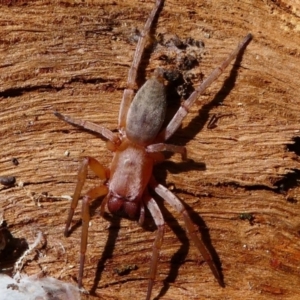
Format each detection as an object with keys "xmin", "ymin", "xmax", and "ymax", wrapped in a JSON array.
[{"xmin": 1, "ymin": 0, "xmax": 300, "ymax": 299}]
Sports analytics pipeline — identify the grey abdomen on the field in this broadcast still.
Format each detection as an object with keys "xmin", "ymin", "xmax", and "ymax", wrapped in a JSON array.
[{"xmin": 126, "ymin": 78, "xmax": 166, "ymax": 145}]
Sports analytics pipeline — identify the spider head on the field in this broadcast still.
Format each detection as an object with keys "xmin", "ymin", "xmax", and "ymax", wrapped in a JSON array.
[{"xmin": 107, "ymin": 195, "xmax": 140, "ymax": 219}]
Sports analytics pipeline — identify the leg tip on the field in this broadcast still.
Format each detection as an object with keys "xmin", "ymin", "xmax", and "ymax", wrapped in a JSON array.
[{"xmin": 64, "ymin": 228, "xmax": 70, "ymax": 237}]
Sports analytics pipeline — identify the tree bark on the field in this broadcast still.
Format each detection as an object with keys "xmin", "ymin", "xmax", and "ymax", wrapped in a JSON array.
[{"xmin": 0, "ymin": 0, "xmax": 300, "ymax": 299}]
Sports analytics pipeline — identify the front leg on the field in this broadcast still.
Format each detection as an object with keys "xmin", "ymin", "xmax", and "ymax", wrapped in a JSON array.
[
  {"xmin": 156, "ymin": 34, "xmax": 252, "ymax": 142},
  {"xmin": 79, "ymin": 184, "xmax": 108, "ymax": 288},
  {"xmin": 64, "ymin": 156, "xmax": 109, "ymax": 236},
  {"xmin": 149, "ymin": 176, "xmax": 223, "ymax": 287},
  {"xmin": 118, "ymin": 0, "xmax": 165, "ymax": 130},
  {"xmin": 143, "ymin": 191, "xmax": 165, "ymax": 300}
]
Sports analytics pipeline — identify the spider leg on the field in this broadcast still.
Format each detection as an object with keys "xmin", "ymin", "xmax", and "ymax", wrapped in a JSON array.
[
  {"xmin": 64, "ymin": 156, "xmax": 109, "ymax": 237},
  {"xmin": 149, "ymin": 177, "xmax": 223, "ymax": 286},
  {"xmin": 79, "ymin": 184, "xmax": 108, "ymax": 288},
  {"xmin": 146, "ymin": 143, "xmax": 187, "ymax": 160},
  {"xmin": 118, "ymin": 0, "xmax": 165, "ymax": 131},
  {"xmin": 54, "ymin": 111, "xmax": 120, "ymax": 144},
  {"xmin": 157, "ymin": 33, "xmax": 252, "ymax": 142},
  {"xmin": 143, "ymin": 191, "xmax": 165, "ymax": 300}
]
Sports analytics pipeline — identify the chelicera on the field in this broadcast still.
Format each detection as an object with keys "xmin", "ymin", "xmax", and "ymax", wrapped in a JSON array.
[{"xmin": 55, "ymin": 0, "xmax": 252, "ymax": 299}]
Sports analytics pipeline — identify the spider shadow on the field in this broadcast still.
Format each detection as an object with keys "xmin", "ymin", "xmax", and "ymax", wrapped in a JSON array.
[
  {"xmin": 151, "ymin": 39, "xmax": 250, "ymax": 297},
  {"xmin": 152, "ymin": 197, "xmax": 189, "ymax": 299},
  {"xmin": 64, "ymin": 195, "xmax": 121, "ymax": 295},
  {"xmin": 168, "ymin": 36, "xmax": 251, "ymax": 145},
  {"xmin": 90, "ymin": 212, "xmax": 121, "ymax": 295},
  {"xmin": 73, "ymin": 196, "xmax": 121, "ymax": 296},
  {"xmin": 153, "ymin": 196, "xmax": 222, "ymax": 300}
]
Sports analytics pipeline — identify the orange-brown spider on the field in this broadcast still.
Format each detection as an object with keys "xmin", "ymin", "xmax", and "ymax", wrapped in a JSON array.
[{"xmin": 55, "ymin": 0, "xmax": 252, "ymax": 299}]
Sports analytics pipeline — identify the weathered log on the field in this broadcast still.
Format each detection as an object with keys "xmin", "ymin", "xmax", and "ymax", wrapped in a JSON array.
[{"xmin": 0, "ymin": 0, "xmax": 300, "ymax": 299}]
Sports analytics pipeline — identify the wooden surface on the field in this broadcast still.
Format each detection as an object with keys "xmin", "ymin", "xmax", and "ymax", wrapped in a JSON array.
[{"xmin": 1, "ymin": 0, "xmax": 300, "ymax": 299}]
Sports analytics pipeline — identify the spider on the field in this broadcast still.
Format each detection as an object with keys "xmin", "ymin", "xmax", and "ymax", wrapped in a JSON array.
[{"xmin": 54, "ymin": 0, "xmax": 252, "ymax": 299}]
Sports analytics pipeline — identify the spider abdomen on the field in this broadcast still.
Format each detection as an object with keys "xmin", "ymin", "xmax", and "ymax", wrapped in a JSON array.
[{"xmin": 126, "ymin": 77, "xmax": 166, "ymax": 145}]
